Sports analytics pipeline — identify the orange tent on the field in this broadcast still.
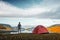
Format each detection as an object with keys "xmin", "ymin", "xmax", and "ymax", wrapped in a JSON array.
[
  {"xmin": 47, "ymin": 24, "xmax": 60, "ymax": 33},
  {"xmin": 32, "ymin": 25, "xmax": 49, "ymax": 34}
]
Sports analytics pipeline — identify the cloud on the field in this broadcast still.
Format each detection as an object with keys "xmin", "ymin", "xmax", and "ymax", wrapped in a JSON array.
[
  {"xmin": 0, "ymin": 0, "xmax": 60, "ymax": 19},
  {"xmin": 2, "ymin": 0, "xmax": 42, "ymax": 8},
  {"xmin": 0, "ymin": 1, "xmax": 51, "ymax": 17},
  {"xmin": 38, "ymin": 7, "xmax": 60, "ymax": 19},
  {"xmin": 32, "ymin": 0, "xmax": 60, "ymax": 19},
  {"xmin": 30, "ymin": 7, "xmax": 60, "ymax": 18}
]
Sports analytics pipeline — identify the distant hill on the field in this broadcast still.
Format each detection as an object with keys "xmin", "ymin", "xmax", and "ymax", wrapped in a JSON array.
[
  {"xmin": 0, "ymin": 24, "xmax": 12, "ymax": 31},
  {"xmin": 47, "ymin": 24, "xmax": 60, "ymax": 33}
]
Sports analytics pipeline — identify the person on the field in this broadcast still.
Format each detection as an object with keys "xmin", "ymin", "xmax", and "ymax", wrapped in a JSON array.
[{"xmin": 18, "ymin": 22, "xmax": 21, "ymax": 33}]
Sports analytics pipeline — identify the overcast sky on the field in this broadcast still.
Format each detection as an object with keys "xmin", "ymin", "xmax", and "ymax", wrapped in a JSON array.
[
  {"xmin": 0, "ymin": 0, "xmax": 60, "ymax": 19},
  {"xmin": 0, "ymin": 0, "xmax": 60, "ymax": 27}
]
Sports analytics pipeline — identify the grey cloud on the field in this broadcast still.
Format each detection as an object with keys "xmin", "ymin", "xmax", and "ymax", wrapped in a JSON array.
[
  {"xmin": 35, "ymin": 7, "xmax": 60, "ymax": 19},
  {"xmin": 0, "ymin": 0, "xmax": 60, "ymax": 19}
]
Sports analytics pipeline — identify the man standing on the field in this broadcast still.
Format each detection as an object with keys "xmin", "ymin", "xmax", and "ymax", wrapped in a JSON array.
[{"xmin": 18, "ymin": 22, "xmax": 21, "ymax": 34}]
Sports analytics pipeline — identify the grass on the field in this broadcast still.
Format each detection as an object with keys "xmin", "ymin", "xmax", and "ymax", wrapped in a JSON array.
[{"xmin": 0, "ymin": 33, "xmax": 60, "ymax": 40}]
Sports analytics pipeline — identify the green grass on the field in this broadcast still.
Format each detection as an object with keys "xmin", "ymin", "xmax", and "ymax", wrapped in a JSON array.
[{"xmin": 0, "ymin": 33, "xmax": 60, "ymax": 40}]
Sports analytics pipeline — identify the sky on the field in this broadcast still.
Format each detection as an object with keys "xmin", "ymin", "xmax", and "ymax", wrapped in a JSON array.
[
  {"xmin": 0, "ymin": 0, "xmax": 60, "ymax": 18},
  {"xmin": 0, "ymin": 17, "xmax": 60, "ymax": 27},
  {"xmin": 0, "ymin": 0, "xmax": 60, "ymax": 27}
]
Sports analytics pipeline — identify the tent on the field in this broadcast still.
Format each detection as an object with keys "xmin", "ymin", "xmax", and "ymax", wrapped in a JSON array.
[
  {"xmin": 47, "ymin": 24, "xmax": 60, "ymax": 33},
  {"xmin": 32, "ymin": 25, "xmax": 49, "ymax": 34}
]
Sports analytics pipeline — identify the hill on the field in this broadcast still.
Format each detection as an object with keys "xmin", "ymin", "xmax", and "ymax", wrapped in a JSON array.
[{"xmin": 47, "ymin": 24, "xmax": 60, "ymax": 33}]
